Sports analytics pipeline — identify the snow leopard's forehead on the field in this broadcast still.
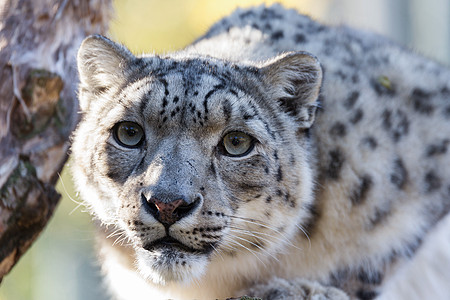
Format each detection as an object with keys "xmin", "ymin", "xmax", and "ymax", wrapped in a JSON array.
[{"xmin": 95, "ymin": 56, "xmax": 278, "ymax": 138}]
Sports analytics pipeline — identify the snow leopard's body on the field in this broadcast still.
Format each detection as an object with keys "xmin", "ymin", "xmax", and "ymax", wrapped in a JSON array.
[{"xmin": 72, "ymin": 5, "xmax": 450, "ymax": 300}]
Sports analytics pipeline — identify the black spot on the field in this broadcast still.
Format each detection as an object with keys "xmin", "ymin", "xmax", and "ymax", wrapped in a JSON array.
[
  {"xmin": 327, "ymin": 149, "xmax": 345, "ymax": 180},
  {"xmin": 264, "ymin": 23, "xmax": 272, "ymax": 31},
  {"xmin": 382, "ymin": 109, "xmax": 409, "ymax": 142},
  {"xmin": 350, "ymin": 175, "xmax": 372, "ymax": 205},
  {"xmin": 361, "ymin": 136, "xmax": 378, "ymax": 150},
  {"xmin": 162, "ymin": 116, "xmax": 168, "ymax": 123},
  {"xmin": 171, "ymin": 110, "xmax": 176, "ymax": 117},
  {"xmin": 350, "ymin": 109, "xmax": 364, "ymax": 124},
  {"xmin": 271, "ymin": 30, "xmax": 284, "ymax": 40},
  {"xmin": 328, "ymin": 269, "xmax": 349, "ymax": 287},
  {"xmin": 382, "ymin": 109, "xmax": 392, "ymax": 129},
  {"xmin": 236, "ymin": 181, "xmax": 265, "ymax": 191},
  {"xmin": 173, "ymin": 96, "xmax": 179, "ymax": 103},
  {"xmin": 162, "ymin": 97, "xmax": 168, "ymax": 107},
  {"xmin": 403, "ymin": 236, "xmax": 423, "ymax": 258},
  {"xmin": 356, "ymin": 289, "xmax": 378, "ymax": 300},
  {"xmin": 265, "ymin": 196, "xmax": 272, "ymax": 203},
  {"xmin": 426, "ymin": 139, "xmax": 449, "ymax": 157},
  {"xmin": 357, "ymin": 269, "xmax": 383, "ymax": 285},
  {"xmin": 335, "ymin": 70, "xmax": 347, "ymax": 80},
  {"xmin": 273, "ymin": 150, "xmax": 279, "ymax": 161},
  {"xmin": 391, "ymin": 236, "xmax": 423, "ymax": 259},
  {"xmin": 239, "ymin": 10, "xmax": 255, "ymax": 19},
  {"xmin": 193, "ymin": 91, "xmax": 199, "ymax": 96},
  {"xmin": 139, "ymin": 94, "xmax": 150, "ymax": 113},
  {"xmin": 279, "ymin": 96, "xmax": 300, "ymax": 117},
  {"xmin": 302, "ymin": 202, "xmax": 320, "ymax": 236},
  {"xmin": 285, "ymin": 193, "xmax": 295, "ymax": 208},
  {"xmin": 368, "ymin": 203, "xmax": 391, "ymax": 228},
  {"xmin": 290, "ymin": 154, "xmax": 296, "ymax": 164},
  {"xmin": 313, "ymin": 24, "xmax": 326, "ymax": 33},
  {"xmin": 263, "ymin": 289, "xmax": 289, "ymax": 300},
  {"xmin": 294, "ymin": 33, "xmax": 307, "ymax": 43},
  {"xmin": 229, "ymin": 89, "xmax": 238, "ymax": 97},
  {"xmin": 160, "ymin": 78, "xmax": 168, "ymax": 88},
  {"xmin": 261, "ymin": 7, "xmax": 283, "ymax": 20},
  {"xmin": 243, "ymin": 113, "xmax": 254, "ymax": 120},
  {"xmin": 424, "ymin": 171, "xmax": 441, "ymax": 192},
  {"xmin": 411, "ymin": 88, "xmax": 434, "ymax": 114},
  {"xmin": 390, "ymin": 158, "xmax": 407, "ymax": 189},
  {"xmin": 276, "ymin": 166, "xmax": 283, "ymax": 182},
  {"xmin": 329, "ymin": 122, "xmax": 347, "ymax": 137},
  {"xmin": 344, "ymin": 91, "xmax": 360, "ymax": 109},
  {"xmin": 204, "ymin": 89, "xmax": 215, "ymax": 102}
]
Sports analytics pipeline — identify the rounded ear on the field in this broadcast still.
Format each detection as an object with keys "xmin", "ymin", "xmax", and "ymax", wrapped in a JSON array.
[
  {"xmin": 77, "ymin": 35, "xmax": 135, "ymax": 110},
  {"xmin": 261, "ymin": 52, "xmax": 323, "ymax": 128}
]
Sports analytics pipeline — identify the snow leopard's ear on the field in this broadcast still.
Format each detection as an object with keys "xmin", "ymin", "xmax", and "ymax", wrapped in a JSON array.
[
  {"xmin": 261, "ymin": 52, "xmax": 322, "ymax": 129},
  {"xmin": 77, "ymin": 35, "xmax": 135, "ymax": 110}
]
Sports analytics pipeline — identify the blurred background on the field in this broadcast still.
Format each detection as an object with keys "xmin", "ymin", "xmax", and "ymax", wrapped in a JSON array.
[{"xmin": 1, "ymin": 0, "xmax": 449, "ymax": 299}]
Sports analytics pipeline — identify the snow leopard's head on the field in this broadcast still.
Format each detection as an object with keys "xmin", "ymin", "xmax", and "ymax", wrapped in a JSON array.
[{"xmin": 72, "ymin": 35, "xmax": 322, "ymax": 284}]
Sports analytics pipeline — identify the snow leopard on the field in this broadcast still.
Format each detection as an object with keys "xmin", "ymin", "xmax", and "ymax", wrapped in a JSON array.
[{"xmin": 71, "ymin": 4, "xmax": 450, "ymax": 300}]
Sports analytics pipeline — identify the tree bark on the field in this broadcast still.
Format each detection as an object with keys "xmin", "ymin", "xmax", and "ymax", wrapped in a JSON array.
[{"xmin": 0, "ymin": 0, "xmax": 112, "ymax": 281}]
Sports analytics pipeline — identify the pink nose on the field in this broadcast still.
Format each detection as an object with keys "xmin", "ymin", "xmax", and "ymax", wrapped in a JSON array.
[{"xmin": 146, "ymin": 197, "xmax": 195, "ymax": 225}]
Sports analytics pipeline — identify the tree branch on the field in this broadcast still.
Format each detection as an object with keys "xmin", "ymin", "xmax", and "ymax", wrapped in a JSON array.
[{"xmin": 0, "ymin": 0, "xmax": 113, "ymax": 281}]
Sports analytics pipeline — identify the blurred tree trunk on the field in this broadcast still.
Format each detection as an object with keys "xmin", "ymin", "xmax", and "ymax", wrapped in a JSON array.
[{"xmin": 0, "ymin": 0, "xmax": 112, "ymax": 281}]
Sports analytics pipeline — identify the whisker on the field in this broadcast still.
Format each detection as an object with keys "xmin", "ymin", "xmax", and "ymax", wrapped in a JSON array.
[
  {"xmin": 112, "ymin": 232, "xmax": 128, "ymax": 247},
  {"xmin": 221, "ymin": 235, "xmax": 268, "ymax": 269},
  {"xmin": 228, "ymin": 215, "xmax": 283, "ymax": 234},
  {"xmin": 229, "ymin": 228, "xmax": 277, "ymax": 247},
  {"xmin": 106, "ymin": 228, "xmax": 125, "ymax": 239},
  {"xmin": 229, "ymin": 232, "xmax": 280, "ymax": 262},
  {"xmin": 210, "ymin": 243, "xmax": 225, "ymax": 262},
  {"xmin": 229, "ymin": 227, "xmax": 300, "ymax": 253},
  {"xmin": 296, "ymin": 223, "xmax": 311, "ymax": 250},
  {"xmin": 230, "ymin": 226, "xmax": 286, "ymax": 244},
  {"xmin": 229, "ymin": 218, "xmax": 304, "ymax": 252},
  {"xmin": 57, "ymin": 173, "xmax": 85, "ymax": 215}
]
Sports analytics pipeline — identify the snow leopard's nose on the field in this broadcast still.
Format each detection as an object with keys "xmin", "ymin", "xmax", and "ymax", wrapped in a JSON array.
[{"xmin": 141, "ymin": 194, "xmax": 201, "ymax": 226}]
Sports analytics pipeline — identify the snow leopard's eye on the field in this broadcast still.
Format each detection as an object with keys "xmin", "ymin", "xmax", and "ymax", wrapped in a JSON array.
[
  {"xmin": 221, "ymin": 131, "xmax": 254, "ymax": 157},
  {"xmin": 113, "ymin": 121, "xmax": 144, "ymax": 148}
]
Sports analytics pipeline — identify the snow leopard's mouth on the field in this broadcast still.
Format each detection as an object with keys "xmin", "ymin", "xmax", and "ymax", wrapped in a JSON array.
[{"xmin": 143, "ymin": 236, "xmax": 201, "ymax": 254}]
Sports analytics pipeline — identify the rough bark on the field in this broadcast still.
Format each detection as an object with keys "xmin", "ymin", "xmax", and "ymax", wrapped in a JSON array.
[{"xmin": 0, "ymin": 0, "xmax": 112, "ymax": 281}]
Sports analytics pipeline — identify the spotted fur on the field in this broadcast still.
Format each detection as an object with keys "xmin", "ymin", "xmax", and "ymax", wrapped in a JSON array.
[{"xmin": 71, "ymin": 4, "xmax": 450, "ymax": 300}]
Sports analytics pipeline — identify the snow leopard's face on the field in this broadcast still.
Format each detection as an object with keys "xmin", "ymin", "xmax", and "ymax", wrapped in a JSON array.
[{"xmin": 72, "ymin": 35, "xmax": 322, "ymax": 284}]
